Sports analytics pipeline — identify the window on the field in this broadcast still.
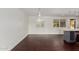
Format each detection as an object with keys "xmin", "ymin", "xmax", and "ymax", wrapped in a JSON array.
[
  {"xmin": 60, "ymin": 19, "xmax": 66, "ymax": 27},
  {"xmin": 53, "ymin": 19, "xmax": 59, "ymax": 27},
  {"xmin": 53, "ymin": 19, "xmax": 66, "ymax": 28}
]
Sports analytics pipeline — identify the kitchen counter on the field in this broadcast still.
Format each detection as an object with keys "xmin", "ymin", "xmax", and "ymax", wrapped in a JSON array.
[
  {"xmin": 64, "ymin": 30, "xmax": 77, "ymax": 43},
  {"xmin": 64, "ymin": 29, "xmax": 79, "ymax": 31}
]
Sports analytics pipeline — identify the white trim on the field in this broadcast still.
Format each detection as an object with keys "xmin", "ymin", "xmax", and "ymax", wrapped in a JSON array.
[
  {"xmin": 28, "ymin": 33, "xmax": 64, "ymax": 35},
  {"xmin": 8, "ymin": 34, "xmax": 28, "ymax": 51}
]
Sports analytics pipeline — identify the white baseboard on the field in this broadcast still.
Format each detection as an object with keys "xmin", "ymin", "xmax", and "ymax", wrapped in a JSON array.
[
  {"xmin": 28, "ymin": 33, "xmax": 64, "ymax": 35},
  {"xmin": 8, "ymin": 33, "xmax": 28, "ymax": 51}
]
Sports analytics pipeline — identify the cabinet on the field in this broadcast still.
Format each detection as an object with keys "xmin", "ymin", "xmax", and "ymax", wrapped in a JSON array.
[{"xmin": 64, "ymin": 31, "xmax": 76, "ymax": 43}]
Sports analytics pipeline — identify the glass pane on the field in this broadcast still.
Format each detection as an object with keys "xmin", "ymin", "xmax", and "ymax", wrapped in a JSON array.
[
  {"xmin": 53, "ymin": 19, "xmax": 59, "ymax": 27},
  {"xmin": 60, "ymin": 19, "xmax": 66, "ymax": 27}
]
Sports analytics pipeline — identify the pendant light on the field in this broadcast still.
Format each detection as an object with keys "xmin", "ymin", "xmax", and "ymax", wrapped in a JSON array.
[
  {"xmin": 37, "ymin": 8, "xmax": 41, "ymax": 22},
  {"xmin": 36, "ymin": 8, "xmax": 44, "ymax": 27}
]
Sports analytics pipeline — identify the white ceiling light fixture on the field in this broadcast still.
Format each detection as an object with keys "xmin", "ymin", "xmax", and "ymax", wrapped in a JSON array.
[
  {"xmin": 38, "ymin": 8, "xmax": 41, "ymax": 17},
  {"xmin": 37, "ymin": 8, "xmax": 42, "ymax": 22},
  {"xmin": 36, "ymin": 8, "xmax": 44, "ymax": 27}
]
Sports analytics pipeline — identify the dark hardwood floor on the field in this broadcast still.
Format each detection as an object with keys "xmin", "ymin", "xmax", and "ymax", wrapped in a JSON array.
[{"xmin": 12, "ymin": 34, "xmax": 79, "ymax": 51}]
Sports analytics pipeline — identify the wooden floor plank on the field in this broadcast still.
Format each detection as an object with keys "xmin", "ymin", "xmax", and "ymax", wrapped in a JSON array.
[{"xmin": 12, "ymin": 34, "xmax": 79, "ymax": 51}]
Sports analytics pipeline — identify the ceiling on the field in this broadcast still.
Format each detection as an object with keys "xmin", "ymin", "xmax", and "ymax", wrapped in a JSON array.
[{"xmin": 20, "ymin": 8, "xmax": 79, "ymax": 17}]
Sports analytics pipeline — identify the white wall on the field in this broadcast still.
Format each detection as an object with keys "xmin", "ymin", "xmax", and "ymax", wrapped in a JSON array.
[
  {"xmin": 28, "ymin": 16, "xmax": 78, "ymax": 34},
  {"xmin": 0, "ymin": 8, "xmax": 28, "ymax": 50},
  {"xmin": 0, "ymin": 8, "xmax": 78, "ymax": 50}
]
